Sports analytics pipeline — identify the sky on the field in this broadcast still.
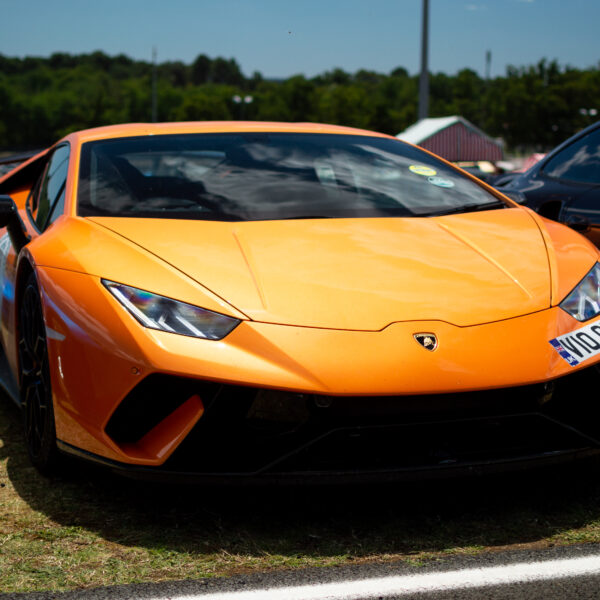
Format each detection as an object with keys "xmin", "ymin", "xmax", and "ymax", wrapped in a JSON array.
[{"xmin": 0, "ymin": 0, "xmax": 598, "ymax": 79}]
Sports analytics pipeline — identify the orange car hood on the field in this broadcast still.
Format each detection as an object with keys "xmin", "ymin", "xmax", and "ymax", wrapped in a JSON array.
[{"xmin": 90, "ymin": 208, "xmax": 551, "ymax": 330}]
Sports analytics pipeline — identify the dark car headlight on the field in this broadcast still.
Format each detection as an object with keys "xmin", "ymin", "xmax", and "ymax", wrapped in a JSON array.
[
  {"xmin": 560, "ymin": 263, "xmax": 600, "ymax": 322},
  {"xmin": 103, "ymin": 280, "xmax": 240, "ymax": 340}
]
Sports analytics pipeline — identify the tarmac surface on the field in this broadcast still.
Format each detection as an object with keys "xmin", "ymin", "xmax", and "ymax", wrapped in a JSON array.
[{"xmin": 3, "ymin": 543, "xmax": 600, "ymax": 600}]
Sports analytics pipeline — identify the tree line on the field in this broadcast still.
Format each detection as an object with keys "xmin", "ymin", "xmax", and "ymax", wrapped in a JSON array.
[{"xmin": 1, "ymin": 51, "xmax": 599, "ymax": 153}]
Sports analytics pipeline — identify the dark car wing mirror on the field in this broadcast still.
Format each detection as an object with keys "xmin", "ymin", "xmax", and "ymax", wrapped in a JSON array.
[
  {"xmin": 564, "ymin": 214, "xmax": 591, "ymax": 233},
  {"xmin": 0, "ymin": 195, "xmax": 30, "ymax": 251}
]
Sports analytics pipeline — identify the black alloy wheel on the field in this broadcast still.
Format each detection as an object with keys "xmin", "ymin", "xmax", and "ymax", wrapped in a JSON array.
[{"xmin": 19, "ymin": 272, "xmax": 60, "ymax": 474}]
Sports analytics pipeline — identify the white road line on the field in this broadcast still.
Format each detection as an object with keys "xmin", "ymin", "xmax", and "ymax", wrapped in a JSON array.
[{"xmin": 151, "ymin": 554, "xmax": 600, "ymax": 600}]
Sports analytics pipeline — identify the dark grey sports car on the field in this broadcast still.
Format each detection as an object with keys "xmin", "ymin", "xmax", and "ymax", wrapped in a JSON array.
[{"xmin": 498, "ymin": 121, "xmax": 600, "ymax": 246}]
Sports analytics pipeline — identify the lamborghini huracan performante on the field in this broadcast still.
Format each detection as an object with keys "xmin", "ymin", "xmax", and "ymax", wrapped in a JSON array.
[{"xmin": 1, "ymin": 121, "xmax": 600, "ymax": 483}]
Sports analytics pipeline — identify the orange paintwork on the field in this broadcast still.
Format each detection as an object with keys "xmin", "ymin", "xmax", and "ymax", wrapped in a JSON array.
[
  {"xmin": 525, "ymin": 209, "xmax": 600, "ymax": 304},
  {"xmin": 0, "ymin": 121, "xmax": 599, "ymax": 468},
  {"xmin": 89, "ymin": 208, "xmax": 554, "ymax": 329}
]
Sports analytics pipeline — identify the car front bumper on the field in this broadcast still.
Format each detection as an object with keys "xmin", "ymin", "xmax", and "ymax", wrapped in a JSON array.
[{"xmin": 37, "ymin": 268, "xmax": 600, "ymax": 477}]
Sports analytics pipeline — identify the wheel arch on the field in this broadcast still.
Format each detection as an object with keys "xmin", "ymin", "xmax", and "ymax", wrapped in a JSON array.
[{"xmin": 13, "ymin": 253, "xmax": 36, "ymax": 377}]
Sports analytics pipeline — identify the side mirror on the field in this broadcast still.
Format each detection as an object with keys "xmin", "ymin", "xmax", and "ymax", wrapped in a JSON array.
[
  {"xmin": 0, "ymin": 195, "xmax": 30, "ymax": 251},
  {"xmin": 0, "ymin": 195, "xmax": 16, "ymax": 227},
  {"xmin": 564, "ymin": 214, "xmax": 591, "ymax": 233}
]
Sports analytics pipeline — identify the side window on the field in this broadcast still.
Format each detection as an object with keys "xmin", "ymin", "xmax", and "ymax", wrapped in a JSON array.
[
  {"xmin": 47, "ymin": 187, "xmax": 66, "ymax": 226},
  {"xmin": 33, "ymin": 145, "xmax": 70, "ymax": 231},
  {"xmin": 542, "ymin": 129, "xmax": 600, "ymax": 185}
]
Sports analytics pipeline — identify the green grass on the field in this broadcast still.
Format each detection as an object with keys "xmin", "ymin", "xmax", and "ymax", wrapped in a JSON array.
[{"xmin": 2, "ymin": 395, "xmax": 600, "ymax": 594}]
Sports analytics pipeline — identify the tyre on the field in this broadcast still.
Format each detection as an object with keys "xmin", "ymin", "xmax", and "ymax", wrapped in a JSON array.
[{"xmin": 19, "ymin": 272, "xmax": 61, "ymax": 475}]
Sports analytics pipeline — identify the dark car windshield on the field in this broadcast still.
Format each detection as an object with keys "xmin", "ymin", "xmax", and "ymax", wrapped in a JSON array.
[{"xmin": 77, "ymin": 133, "xmax": 504, "ymax": 221}]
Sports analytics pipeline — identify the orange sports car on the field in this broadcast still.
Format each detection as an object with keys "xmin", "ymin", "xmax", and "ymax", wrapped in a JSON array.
[{"xmin": 1, "ymin": 121, "xmax": 600, "ymax": 482}]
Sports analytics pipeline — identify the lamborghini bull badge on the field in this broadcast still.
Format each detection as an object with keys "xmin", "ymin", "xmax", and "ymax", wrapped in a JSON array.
[{"xmin": 414, "ymin": 333, "xmax": 438, "ymax": 351}]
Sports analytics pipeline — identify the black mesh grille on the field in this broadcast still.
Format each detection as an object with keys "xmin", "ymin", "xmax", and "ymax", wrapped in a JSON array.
[
  {"xmin": 163, "ymin": 369, "xmax": 600, "ymax": 474},
  {"xmin": 105, "ymin": 367, "xmax": 600, "ymax": 476}
]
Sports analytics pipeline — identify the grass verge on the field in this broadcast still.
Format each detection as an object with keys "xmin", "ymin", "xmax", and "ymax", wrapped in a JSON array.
[{"xmin": 2, "ymin": 395, "xmax": 600, "ymax": 594}]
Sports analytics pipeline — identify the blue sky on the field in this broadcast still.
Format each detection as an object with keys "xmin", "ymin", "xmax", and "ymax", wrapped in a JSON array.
[{"xmin": 0, "ymin": 0, "xmax": 598, "ymax": 79}]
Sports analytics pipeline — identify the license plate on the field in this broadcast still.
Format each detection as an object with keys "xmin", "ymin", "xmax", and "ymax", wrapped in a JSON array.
[{"xmin": 550, "ymin": 320, "xmax": 600, "ymax": 367}]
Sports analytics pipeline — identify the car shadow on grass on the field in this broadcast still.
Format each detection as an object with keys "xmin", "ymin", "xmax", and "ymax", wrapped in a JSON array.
[{"xmin": 2, "ymin": 390, "xmax": 600, "ymax": 567}]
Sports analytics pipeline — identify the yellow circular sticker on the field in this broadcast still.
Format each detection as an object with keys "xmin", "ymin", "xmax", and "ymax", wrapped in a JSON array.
[{"xmin": 409, "ymin": 165, "xmax": 437, "ymax": 177}]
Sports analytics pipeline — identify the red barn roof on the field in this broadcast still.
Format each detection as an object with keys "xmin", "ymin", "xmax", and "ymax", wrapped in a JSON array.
[{"xmin": 397, "ymin": 116, "xmax": 504, "ymax": 162}]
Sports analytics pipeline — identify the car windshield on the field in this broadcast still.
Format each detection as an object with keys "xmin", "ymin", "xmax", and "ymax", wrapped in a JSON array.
[{"xmin": 77, "ymin": 133, "xmax": 505, "ymax": 220}]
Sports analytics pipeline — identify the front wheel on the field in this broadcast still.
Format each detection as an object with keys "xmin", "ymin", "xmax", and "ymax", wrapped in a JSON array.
[{"xmin": 19, "ymin": 272, "xmax": 61, "ymax": 475}]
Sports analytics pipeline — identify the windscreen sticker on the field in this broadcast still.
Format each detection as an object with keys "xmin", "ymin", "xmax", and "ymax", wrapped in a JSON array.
[
  {"xmin": 409, "ymin": 165, "xmax": 437, "ymax": 177},
  {"xmin": 549, "ymin": 320, "xmax": 600, "ymax": 367},
  {"xmin": 427, "ymin": 176, "xmax": 455, "ymax": 188}
]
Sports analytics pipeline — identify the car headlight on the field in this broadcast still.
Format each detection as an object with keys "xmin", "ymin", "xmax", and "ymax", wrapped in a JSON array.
[
  {"xmin": 560, "ymin": 263, "xmax": 600, "ymax": 322},
  {"xmin": 103, "ymin": 280, "xmax": 240, "ymax": 340}
]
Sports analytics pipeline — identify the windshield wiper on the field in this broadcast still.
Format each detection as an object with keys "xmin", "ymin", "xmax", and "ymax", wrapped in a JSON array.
[{"xmin": 427, "ymin": 200, "xmax": 507, "ymax": 217}]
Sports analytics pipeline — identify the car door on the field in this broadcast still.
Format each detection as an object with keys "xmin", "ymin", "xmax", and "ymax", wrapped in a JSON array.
[{"xmin": 542, "ymin": 127, "xmax": 600, "ymax": 244}]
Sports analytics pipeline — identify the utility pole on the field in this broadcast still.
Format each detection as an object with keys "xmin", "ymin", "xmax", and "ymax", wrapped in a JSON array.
[
  {"xmin": 418, "ymin": 0, "xmax": 429, "ymax": 121},
  {"xmin": 482, "ymin": 50, "xmax": 492, "ymax": 126},
  {"xmin": 151, "ymin": 47, "xmax": 158, "ymax": 123}
]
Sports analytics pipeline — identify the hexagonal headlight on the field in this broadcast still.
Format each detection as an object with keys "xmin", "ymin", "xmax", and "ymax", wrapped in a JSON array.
[
  {"xmin": 560, "ymin": 263, "xmax": 600, "ymax": 322},
  {"xmin": 103, "ymin": 280, "xmax": 240, "ymax": 340}
]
